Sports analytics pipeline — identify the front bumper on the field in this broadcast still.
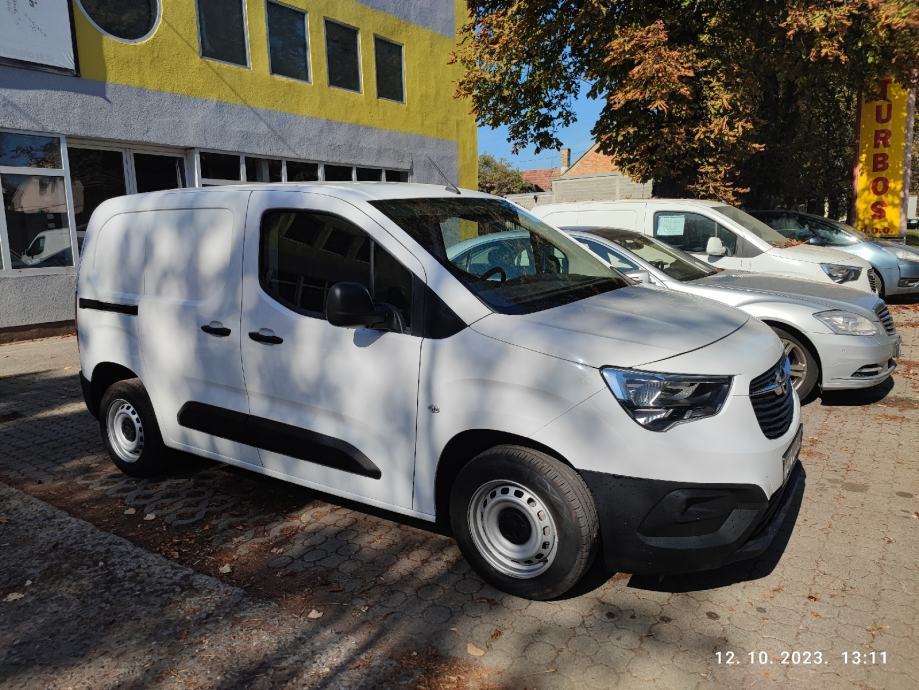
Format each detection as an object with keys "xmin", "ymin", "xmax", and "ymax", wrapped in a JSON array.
[
  {"xmin": 889, "ymin": 260, "xmax": 919, "ymax": 294},
  {"xmin": 814, "ymin": 331, "xmax": 900, "ymax": 390},
  {"xmin": 582, "ymin": 431, "xmax": 805, "ymax": 575}
]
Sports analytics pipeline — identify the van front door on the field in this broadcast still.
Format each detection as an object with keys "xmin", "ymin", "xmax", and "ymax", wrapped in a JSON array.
[{"xmin": 239, "ymin": 191, "xmax": 423, "ymax": 511}]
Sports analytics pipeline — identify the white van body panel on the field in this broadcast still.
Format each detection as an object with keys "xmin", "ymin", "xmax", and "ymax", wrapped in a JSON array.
[{"xmin": 532, "ymin": 200, "xmax": 875, "ymax": 292}]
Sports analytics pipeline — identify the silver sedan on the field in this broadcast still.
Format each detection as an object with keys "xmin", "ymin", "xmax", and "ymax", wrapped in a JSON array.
[{"xmin": 566, "ymin": 227, "xmax": 902, "ymax": 400}]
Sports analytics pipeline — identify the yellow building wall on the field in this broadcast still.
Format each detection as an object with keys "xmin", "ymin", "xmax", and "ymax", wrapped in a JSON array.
[{"xmin": 72, "ymin": 0, "xmax": 477, "ymax": 187}]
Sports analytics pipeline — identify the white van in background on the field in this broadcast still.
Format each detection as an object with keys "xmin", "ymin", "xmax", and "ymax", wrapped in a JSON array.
[
  {"xmin": 531, "ymin": 199, "xmax": 878, "ymax": 294},
  {"xmin": 77, "ymin": 184, "xmax": 802, "ymax": 600}
]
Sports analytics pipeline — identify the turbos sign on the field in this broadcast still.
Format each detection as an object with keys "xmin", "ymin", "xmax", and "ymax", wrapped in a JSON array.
[
  {"xmin": 0, "ymin": 0, "xmax": 75, "ymax": 73},
  {"xmin": 855, "ymin": 79, "xmax": 914, "ymax": 238}
]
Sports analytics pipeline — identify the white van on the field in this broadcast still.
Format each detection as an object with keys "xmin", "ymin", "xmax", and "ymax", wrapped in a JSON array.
[
  {"xmin": 77, "ymin": 184, "xmax": 802, "ymax": 599},
  {"xmin": 531, "ymin": 199, "xmax": 878, "ymax": 293}
]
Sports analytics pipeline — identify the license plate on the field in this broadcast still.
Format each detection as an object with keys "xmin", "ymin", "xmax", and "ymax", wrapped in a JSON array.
[{"xmin": 782, "ymin": 425, "xmax": 803, "ymax": 481}]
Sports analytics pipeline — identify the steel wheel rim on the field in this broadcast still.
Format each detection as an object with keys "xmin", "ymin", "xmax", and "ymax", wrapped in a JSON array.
[
  {"xmin": 781, "ymin": 339, "xmax": 808, "ymax": 391},
  {"xmin": 106, "ymin": 399, "xmax": 144, "ymax": 463},
  {"xmin": 468, "ymin": 480, "xmax": 558, "ymax": 579}
]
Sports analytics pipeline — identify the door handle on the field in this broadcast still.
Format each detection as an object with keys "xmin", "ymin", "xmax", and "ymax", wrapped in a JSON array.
[
  {"xmin": 201, "ymin": 322, "xmax": 231, "ymax": 337},
  {"xmin": 249, "ymin": 329, "xmax": 283, "ymax": 345}
]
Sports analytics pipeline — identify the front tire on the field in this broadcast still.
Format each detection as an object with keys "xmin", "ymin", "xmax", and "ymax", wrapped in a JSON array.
[
  {"xmin": 99, "ymin": 379, "xmax": 171, "ymax": 477},
  {"xmin": 772, "ymin": 327, "xmax": 819, "ymax": 401},
  {"xmin": 450, "ymin": 445, "xmax": 599, "ymax": 600}
]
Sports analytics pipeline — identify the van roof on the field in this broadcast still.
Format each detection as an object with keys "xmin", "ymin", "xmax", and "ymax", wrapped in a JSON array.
[
  {"xmin": 108, "ymin": 182, "xmax": 493, "ymax": 204},
  {"xmin": 534, "ymin": 198, "xmax": 723, "ymax": 213}
]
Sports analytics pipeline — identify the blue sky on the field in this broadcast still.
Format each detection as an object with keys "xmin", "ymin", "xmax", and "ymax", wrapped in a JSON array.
[{"xmin": 476, "ymin": 87, "xmax": 604, "ymax": 171}]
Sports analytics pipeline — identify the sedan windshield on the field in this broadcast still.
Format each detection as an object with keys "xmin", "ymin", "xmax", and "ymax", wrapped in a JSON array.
[
  {"xmin": 608, "ymin": 232, "xmax": 718, "ymax": 282},
  {"xmin": 370, "ymin": 198, "xmax": 628, "ymax": 314},
  {"xmin": 715, "ymin": 205, "xmax": 789, "ymax": 245}
]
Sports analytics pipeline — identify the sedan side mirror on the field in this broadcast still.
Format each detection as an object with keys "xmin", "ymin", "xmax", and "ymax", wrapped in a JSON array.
[
  {"xmin": 625, "ymin": 269, "xmax": 652, "ymax": 284},
  {"xmin": 705, "ymin": 236, "xmax": 727, "ymax": 256},
  {"xmin": 807, "ymin": 236, "xmax": 826, "ymax": 246},
  {"xmin": 326, "ymin": 282, "xmax": 387, "ymax": 329}
]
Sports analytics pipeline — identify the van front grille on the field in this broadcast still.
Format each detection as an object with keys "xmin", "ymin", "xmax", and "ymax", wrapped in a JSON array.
[
  {"xmin": 874, "ymin": 303, "xmax": 895, "ymax": 335},
  {"xmin": 749, "ymin": 357, "xmax": 795, "ymax": 440}
]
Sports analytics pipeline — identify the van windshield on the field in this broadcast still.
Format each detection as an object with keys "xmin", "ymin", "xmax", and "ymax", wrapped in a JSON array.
[
  {"xmin": 714, "ymin": 205, "xmax": 788, "ymax": 245},
  {"xmin": 370, "ymin": 197, "xmax": 629, "ymax": 314}
]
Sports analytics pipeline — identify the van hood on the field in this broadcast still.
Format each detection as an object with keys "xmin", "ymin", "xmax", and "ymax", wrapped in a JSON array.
[
  {"xmin": 769, "ymin": 243, "xmax": 871, "ymax": 268},
  {"xmin": 471, "ymin": 286, "xmax": 749, "ymax": 369},
  {"xmin": 693, "ymin": 271, "xmax": 882, "ymax": 314}
]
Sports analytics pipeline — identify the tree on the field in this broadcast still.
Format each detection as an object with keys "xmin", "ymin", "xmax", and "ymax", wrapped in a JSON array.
[
  {"xmin": 478, "ymin": 154, "xmax": 533, "ymax": 195},
  {"xmin": 455, "ymin": 1, "xmax": 919, "ymax": 209}
]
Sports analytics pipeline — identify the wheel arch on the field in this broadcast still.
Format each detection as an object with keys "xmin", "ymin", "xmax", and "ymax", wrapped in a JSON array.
[
  {"xmin": 434, "ymin": 429, "xmax": 574, "ymax": 529},
  {"xmin": 87, "ymin": 362, "xmax": 140, "ymax": 417},
  {"xmin": 760, "ymin": 319, "xmax": 823, "ymax": 382}
]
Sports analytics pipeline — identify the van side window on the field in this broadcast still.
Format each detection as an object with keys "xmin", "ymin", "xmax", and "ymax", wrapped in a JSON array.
[
  {"xmin": 260, "ymin": 210, "xmax": 413, "ymax": 330},
  {"xmin": 653, "ymin": 212, "xmax": 737, "ymax": 256}
]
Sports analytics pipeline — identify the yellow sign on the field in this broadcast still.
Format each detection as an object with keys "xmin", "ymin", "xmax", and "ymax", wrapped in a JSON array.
[{"xmin": 855, "ymin": 79, "xmax": 912, "ymax": 237}]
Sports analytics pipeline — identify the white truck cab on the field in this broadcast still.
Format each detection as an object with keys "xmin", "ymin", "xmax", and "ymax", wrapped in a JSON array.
[
  {"xmin": 77, "ymin": 184, "xmax": 803, "ymax": 599},
  {"xmin": 531, "ymin": 199, "xmax": 878, "ymax": 294}
]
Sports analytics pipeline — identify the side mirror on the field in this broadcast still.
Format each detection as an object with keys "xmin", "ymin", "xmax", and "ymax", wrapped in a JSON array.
[
  {"xmin": 705, "ymin": 236, "xmax": 727, "ymax": 256},
  {"xmin": 326, "ymin": 282, "xmax": 386, "ymax": 329},
  {"xmin": 807, "ymin": 236, "xmax": 826, "ymax": 246},
  {"xmin": 625, "ymin": 269, "xmax": 651, "ymax": 284}
]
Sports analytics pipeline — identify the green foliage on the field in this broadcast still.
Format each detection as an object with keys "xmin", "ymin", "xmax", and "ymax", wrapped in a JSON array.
[
  {"xmin": 478, "ymin": 154, "xmax": 533, "ymax": 195},
  {"xmin": 455, "ymin": 1, "xmax": 919, "ymax": 208}
]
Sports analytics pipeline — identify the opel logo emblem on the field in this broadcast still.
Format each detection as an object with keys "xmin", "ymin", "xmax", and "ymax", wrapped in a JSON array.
[{"xmin": 773, "ymin": 370, "xmax": 787, "ymax": 396}]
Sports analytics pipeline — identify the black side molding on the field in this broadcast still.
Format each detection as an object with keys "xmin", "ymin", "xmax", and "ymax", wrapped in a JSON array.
[
  {"xmin": 177, "ymin": 402, "xmax": 382, "ymax": 480},
  {"xmin": 78, "ymin": 298, "xmax": 138, "ymax": 316}
]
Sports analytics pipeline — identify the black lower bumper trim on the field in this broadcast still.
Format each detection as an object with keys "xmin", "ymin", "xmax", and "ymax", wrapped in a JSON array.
[
  {"xmin": 582, "ymin": 463, "xmax": 805, "ymax": 575},
  {"xmin": 79, "ymin": 371, "xmax": 96, "ymax": 418}
]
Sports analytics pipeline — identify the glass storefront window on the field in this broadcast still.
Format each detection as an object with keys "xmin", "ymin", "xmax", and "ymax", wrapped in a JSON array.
[
  {"xmin": 0, "ymin": 132, "xmax": 62, "ymax": 169},
  {"xmin": 324, "ymin": 164, "xmax": 353, "ymax": 181},
  {"xmin": 2, "ymin": 174, "xmax": 72, "ymax": 268},
  {"xmin": 200, "ymin": 152, "xmax": 241, "ymax": 181},
  {"xmin": 68, "ymin": 147, "xmax": 126, "ymax": 234},
  {"xmin": 245, "ymin": 157, "xmax": 282, "ymax": 182},
  {"xmin": 286, "ymin": 161, "xmax": 318, "ymax": 181},
  {"xmin": 134, "ymin": 153, "xmax": 186, "ymax": 192}
]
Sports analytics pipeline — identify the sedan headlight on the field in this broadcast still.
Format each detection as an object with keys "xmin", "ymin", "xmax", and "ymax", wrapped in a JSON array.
[
  {"xmin": 820, "ymin": 263, "xmax": 862, "ymax": 284},
  {"xmin": 892, "ymin": 247, "xmax": 919, "ymax": 263},
  {"xmin": 814, "ymin": 310, "xmax": 879, "ymax": 336},
  {"xmin": 601, "ymin": 367, "xmax": 732, "ymax": 431}
]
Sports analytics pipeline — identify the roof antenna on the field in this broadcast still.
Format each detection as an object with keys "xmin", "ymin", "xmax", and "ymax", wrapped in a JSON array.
[{"xmin": 426, "ymin": 155, "xmax": 461, "ymax": 195}]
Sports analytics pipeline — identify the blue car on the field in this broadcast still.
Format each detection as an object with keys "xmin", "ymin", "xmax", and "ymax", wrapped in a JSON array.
[{"xmin": 751, "ymin": 210, "xmax": 919, "ymax": 297}]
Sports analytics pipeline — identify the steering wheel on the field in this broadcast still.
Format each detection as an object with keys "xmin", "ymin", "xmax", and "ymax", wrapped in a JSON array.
[
  {"xmin": 481, "ymin": 266, "xmax": 507, "ymax": 283},
  {"xmin": 651, "ymin": 260, "xmax": 666, "ymax": 270}
]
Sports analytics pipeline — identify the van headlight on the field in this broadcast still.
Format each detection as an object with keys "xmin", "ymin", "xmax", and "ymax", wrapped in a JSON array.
[
  {"xmin": 814, "ymin": 310, "xmax": 879, "ymax": 336},
  {"xmin": 892, "ymin": 247, "xmax": 919, "ymax": 263},
  {"xmin": 820, "ymin": 263, "xmax": 861, "ymax": 283},
  {"xmin": 601, "ymin": 367, "xmax": 732, "ymax": 431}
]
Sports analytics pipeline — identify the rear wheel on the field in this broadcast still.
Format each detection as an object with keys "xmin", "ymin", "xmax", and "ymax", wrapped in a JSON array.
[
  {"xmin": 450, "ymin": 445, "xmax": 599, "ymax": 600},
  {"xmin": 99, "ymin": 379, "xmax": 172, "ymax": 477},
  {"xmin": 772, "ymin": 327, "xmax": 819, "ymax": 401}
]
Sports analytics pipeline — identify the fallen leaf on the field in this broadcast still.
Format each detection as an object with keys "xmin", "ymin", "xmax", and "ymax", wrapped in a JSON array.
[
  {"xmin": 349, "ymin": 655, "xmax": 373, "ymax": 670},
  {"xmin": 124, "ymin": 507, "xmax": 136, "ymax": 515},
  {"xmin": 0, "ymin": 516, "xmax": 8, "ymax": 524},
  {"xmin": 218, "ymin": 564, "xmax": 232, "ymax": 574},
  {"xmin": 546, "ymin": 667, "xmax": 557, "ymax": 673},
  {"xmin": 807, "ymin": 593, "xmax": 820, "ymax": 602},
  {"xmin": 3, "ymin": 592, "xmax": 24, "ymax": 602},
  {"xmin": 490, "ymin": 628, "xmax": 503, "ymax": 641},
  {"xmin": 308, "ymin": 609, "xmax": 323, "ymax": 619},
  {"xmin": 143, "ymin": 513, "xmax": 156, "ymax": 521},
  {"xmin": 25, "ymin": 580, "xmax": 31, "ymax": 587},
  {"xmin": 467, "ymin": 643, "xmax": 485, "ymax": 657}
]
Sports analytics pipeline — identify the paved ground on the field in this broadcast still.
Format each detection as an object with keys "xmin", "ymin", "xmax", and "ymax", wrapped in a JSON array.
[{"xmin": 1, "ymin": 302, "xmax": 917, "ymax": 689}]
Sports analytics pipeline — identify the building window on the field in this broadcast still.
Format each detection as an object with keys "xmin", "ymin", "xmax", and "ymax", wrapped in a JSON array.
[
  {"xmin": 324, "ymin": 164, "xmax": 353, "ymax": 181},
  {"xmin": 286, "ymin": 161, "xmax": 319, "ymax": 181},
  {"xmin": 197, "ymin": 0, "xmax": 248, "ymax": 66},
  {"xmin": 385, "ymin": 169, "xmax": 409, "ymax": 182},
  {"xmin": 267, "ymin": 2, "xmax": 309, "ymax": 82},
  {"xmin": 0, "ymin": 131, "xmax": 73, "ymax": 271},
  {"xmin": 325, "ymin": 20, "xmax": 360, "ymax": 92},
  {"xmin": 356, "ymin": 167, "xmax": 382, "ymax": 181},
  {"xmin": 67, "ymin": 147, "xmax": 126, "ymax": 237},
  {"xmin": 374, "ymin": 37, "xmax": 404, "ymax": 102},
  {"xmin": 134, "ymin": 153, "xmax": 187, "ymax": 192},
  {"xmin": 245, "ymin": 157, "xmax": 283, "ymax": 182},
  {"xmin": 199, "ymin": 151, "xmax": 242, "ymax": 184},
  {"xmin": 78, "ymin": 0, "xmax": 159, "ymax": 41}
]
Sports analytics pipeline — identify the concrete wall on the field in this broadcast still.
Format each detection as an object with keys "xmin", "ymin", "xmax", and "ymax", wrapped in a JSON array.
[
  {"xmin": 507, "ymin": 173, "xmax": 653, "ymax": 211},
  {"xmin": 0, "ymin": 274, "xmax": 76, "ymax": 329}
]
